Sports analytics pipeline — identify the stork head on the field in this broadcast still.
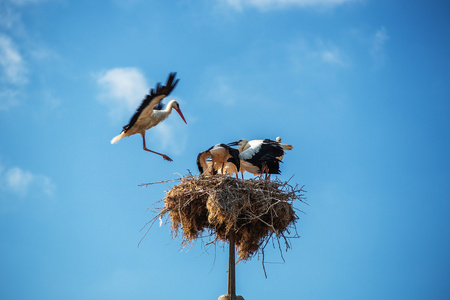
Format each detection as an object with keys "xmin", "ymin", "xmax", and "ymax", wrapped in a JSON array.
[
  {"xmin": 227, "ymin": 139, "xmax": 248, "ymax": 152},
  {"xmin": 170, "ymin": 100, "xmax": 187, "ymax": 124}
]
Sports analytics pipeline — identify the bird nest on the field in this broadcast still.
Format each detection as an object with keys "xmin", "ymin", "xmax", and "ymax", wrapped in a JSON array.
[{"xmin": 143, "ymin": 175, "xmax": 306, "ymax": 262}]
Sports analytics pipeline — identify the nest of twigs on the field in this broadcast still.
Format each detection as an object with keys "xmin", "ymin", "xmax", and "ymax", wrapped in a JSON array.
[{"xmin": 144, "ymin": 175, "xmax": 306, "ymax": 262}]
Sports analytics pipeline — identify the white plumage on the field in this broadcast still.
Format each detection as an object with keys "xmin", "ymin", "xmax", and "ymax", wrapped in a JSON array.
[{"xmin": 229, "ymin": 138, "xmax": 284, "ymax": 179}]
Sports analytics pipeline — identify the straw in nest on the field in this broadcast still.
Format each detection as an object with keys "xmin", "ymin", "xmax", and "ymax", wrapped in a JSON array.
[{"xmin": 147, "ymin": 175, "xmax": 305, "ymax": 262}]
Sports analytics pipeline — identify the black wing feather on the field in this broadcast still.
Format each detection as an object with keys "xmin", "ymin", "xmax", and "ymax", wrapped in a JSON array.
[
  {"xmin": 244, "ymin": 139, "xmax": 283, "ymax": 174},
  {"xmin": 227, "ymin": 148, "xmax": 241, "ymax": 171},
  {"xmin": 197, "ymin": 152, "xmax": 205, "ymax": 174}
]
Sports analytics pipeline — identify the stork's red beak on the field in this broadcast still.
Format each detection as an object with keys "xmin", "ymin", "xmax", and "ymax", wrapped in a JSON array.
[{"xmin": 175, "ymin": 107, "xmax": 187, "ymax": 124}]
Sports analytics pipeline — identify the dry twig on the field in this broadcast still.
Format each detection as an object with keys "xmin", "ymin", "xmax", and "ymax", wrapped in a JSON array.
[{"xmin": 142, "ymin": 174, "xmax": 306, "ymax": 263}]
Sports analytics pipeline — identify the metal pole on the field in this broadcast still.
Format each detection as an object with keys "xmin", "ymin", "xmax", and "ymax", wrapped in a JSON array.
[{"xmin": 228, "ymin": 230, "xmax": 236, "ymax": 300}]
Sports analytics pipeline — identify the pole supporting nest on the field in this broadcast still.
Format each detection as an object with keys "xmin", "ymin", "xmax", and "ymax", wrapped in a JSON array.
[
  {"xmin": 228, "ymin": 230, "xmax": 236, "ymax": 299},
  {"xmin": 218, "ymin": 229, "xmax": 245, "ymax": 300}
]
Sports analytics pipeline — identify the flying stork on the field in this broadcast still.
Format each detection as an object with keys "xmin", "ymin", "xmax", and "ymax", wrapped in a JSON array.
[
  {"xmin": 228, "ymin": 139, "xmax": 284, "ymax": 180},
  {"xmin": 110, "ymin": 72, "xmax": 187, "ymax": 162},
  {"xmin": 197, "ymin": 144, "xmax": 240, "ymax": 178}
]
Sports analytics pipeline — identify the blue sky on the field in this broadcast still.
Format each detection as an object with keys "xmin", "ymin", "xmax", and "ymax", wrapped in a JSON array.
[{"xmin": 1, "ymin": 0, "xmax": 449, "ymax": 299}]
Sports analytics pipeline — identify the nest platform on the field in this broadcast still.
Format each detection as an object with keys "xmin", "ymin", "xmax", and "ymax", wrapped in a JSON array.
[{"xmin": 151, "ymin": 175, "xmax": 305, "ymax": 262}]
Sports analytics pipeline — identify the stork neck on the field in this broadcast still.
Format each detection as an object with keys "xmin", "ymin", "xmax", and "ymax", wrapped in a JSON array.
[
  {"xmin": 165, "ymin": 100, "xmax": 176, "ymax": 113},
  {"xmin": 237, "ymin": 140, "xmax": 249, "ymax": 152}
]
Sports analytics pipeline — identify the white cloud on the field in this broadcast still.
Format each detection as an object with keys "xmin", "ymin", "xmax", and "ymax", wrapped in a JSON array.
[
  {"xmin": 0, "ymin": 165, "xmax": 56, "ymax": 198},
  {"xmin": 0, "ymin": 34, "xmax": 27, "ymax": 85},
  {"xmin": 222, "ymin": 0, "xmax": 356, "ymax": 10},
  {"xmin": 41, "ymin": 90, "xmax": 61, "ymax": 111},
  {"xmin": 0, "ymin": 0, "xmax": 61, "ymax": 113},
  {"xmin": 0, "ymin": 4, "xmax": 20, "ymax": 29},
  {"xmin": 97, "ymin": 67, "xmax": 149, "ymax": 121},
  {"xmin": 0, "ymin": 34, "xmax": 28, "ymax": 110},
  {"xmin": 4, "ymin": 167, "xmax": 34, "ymax": 196},
  {"xmin": 313, "ymin": 47, "xmax": 347, "ymax": 66},
  {"xmin": 370, "ymin": 27, "xmax": 389, "ymax": 69},
  {"xmin": 288, "ymin": 38, "xmax": 349, "ymax": 71},
  {"xmin": 38, "ymin": 175, "xmax": 56, "ymax": 197},
  {"xmin": 322, "ymin": 51, "xmax": 341, "ymax": 64}
]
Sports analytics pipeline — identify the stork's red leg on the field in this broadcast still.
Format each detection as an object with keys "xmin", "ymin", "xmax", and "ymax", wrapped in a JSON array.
[
  {"xmin": 261, "ymin": 163, "xmax": 270, "ymax": 180},
  {"xmin": 141, "ymin": 134, "xmax": 173, "ymax": 162}
]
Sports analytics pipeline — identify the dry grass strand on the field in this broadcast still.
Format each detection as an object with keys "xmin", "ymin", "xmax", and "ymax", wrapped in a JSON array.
[{"xmin": 147, "ymin": 175, "xmax": 305, "ymax": 262}]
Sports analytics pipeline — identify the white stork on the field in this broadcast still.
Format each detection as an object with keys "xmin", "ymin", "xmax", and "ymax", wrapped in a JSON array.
[
  {"xmin": 228, "ymin": 138, "xmax": 284, "ymax": 180},
  {"xmin": 197, "ymin": 144, "xmax": 240, "ymax": 178},
  {"xmin": 110, "ymin": 72, "xmax": 187, "ymax": 162}
]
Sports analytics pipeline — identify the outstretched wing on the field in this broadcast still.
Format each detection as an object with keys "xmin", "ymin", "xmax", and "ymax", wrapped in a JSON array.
[{"xmin": 122, "ymin": 72, "xmax": 179, "ymax": 132}]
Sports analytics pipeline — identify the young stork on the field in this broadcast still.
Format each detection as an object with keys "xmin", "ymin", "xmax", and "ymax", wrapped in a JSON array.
[
  {"xmin": 197, "ymin": 144, "xmax": 240, "ymax": 178},
  {"xmin": 110, "ymin": 72, "xmax": 187, "ymax": 162},
  {"xmin": 228, "ymin": 139, "xmax": 284, "ymax": 180}
]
